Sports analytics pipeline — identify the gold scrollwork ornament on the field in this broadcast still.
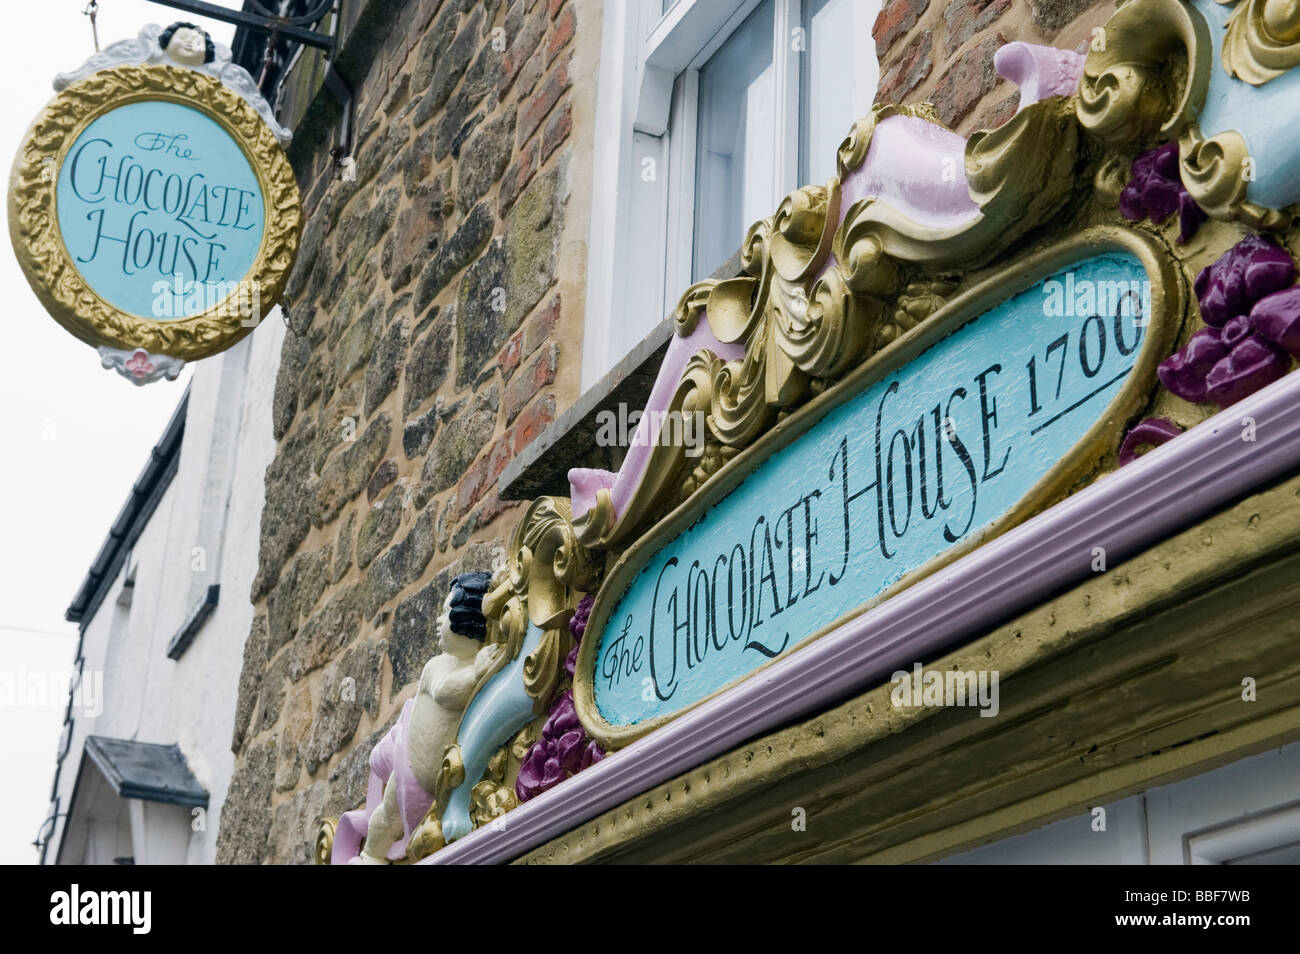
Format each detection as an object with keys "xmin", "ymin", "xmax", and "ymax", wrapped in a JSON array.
[
  {"xmin": 836, "ymin": 103, "xmax": 946, "ymax": 178},
  {"xmin": 834, "ymin": 97, "xmax": 1079, "ymax": 287},
  {"xmin": 313, "ymin": 817, "xmax": 337, "ymax": 866},
  {"xmin": 1076, "ymin": 0, "xmax": 1211, "ymax": 148},
  {"xmin": 433, "ymin": 742, "xmax": 466, "ymax": 811},
  {"xmin": 407, "ymin": 807, "xmax": 446, "ymax": 861},
  {"xmin": 1179, "ymin": 123, "xmax": 1290, "ymax": 229},
  {"xmin": 1220, "ymin": 0, "xmax": 1300, "ymax": 84}
]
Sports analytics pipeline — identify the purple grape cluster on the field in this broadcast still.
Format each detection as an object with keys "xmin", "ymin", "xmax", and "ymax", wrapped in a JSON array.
[
  {"xmin": 1118, "ymin": 142, "xmax": 1206, "ymax": 244},
  {"xmin": 516, "ymin": 594, "xmax": 605, "ymax": 802},
  {"xmin": 1158, "ymin": 234, "xmax": 1298, "ymax": 407}
]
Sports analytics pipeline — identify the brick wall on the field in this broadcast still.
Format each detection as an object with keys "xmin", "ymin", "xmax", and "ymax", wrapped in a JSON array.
[
  {"xmin": 874, "ymin": 0, "xmax": 1115, "ymax": 133},
  {"xmin": 215, "ymin": 0, "xmax": 595, "ymax": 865}
]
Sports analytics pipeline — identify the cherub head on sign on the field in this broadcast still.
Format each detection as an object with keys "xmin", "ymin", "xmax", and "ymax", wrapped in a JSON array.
[{"xmin": 158, "ymin": 21, "xmax": 216, "ymax": 66}]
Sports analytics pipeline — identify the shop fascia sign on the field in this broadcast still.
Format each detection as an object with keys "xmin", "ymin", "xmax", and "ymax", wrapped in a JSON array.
[{"xmin": 576, "ymin": 231, "xmax": 1178, "ymax": 745}]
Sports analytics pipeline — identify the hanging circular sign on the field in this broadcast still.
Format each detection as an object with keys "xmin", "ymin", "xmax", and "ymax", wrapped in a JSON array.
[{"xmin": 8, "ymin": 58, "xmax": 300, "ymax": 361}]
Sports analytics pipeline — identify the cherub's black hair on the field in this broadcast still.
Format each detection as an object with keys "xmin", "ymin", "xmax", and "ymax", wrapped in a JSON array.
[
  {"xmin": 447, "ymin": 571, "xmax": 493, "ymax": 641},
  {"xmin": 159, "ymin": 22, "xmax": 216, "ymax": 64}
]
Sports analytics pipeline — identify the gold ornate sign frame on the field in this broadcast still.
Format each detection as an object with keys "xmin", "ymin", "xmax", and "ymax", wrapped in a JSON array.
[{"xmin": 8, "ymin": 64, "xmax": 301, "ymax": 360}]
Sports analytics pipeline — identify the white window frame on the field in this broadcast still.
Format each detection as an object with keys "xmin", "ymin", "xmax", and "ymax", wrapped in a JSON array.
[
  {"xmin": 1185, "ymin": 801, "xmax": 1300, "ymax": 864},
  {"xmin": 582, "ymin": 0, "xmax": 880, "ymax": 388},
  {"xmin": 588, "ymin": 0, "xmax": 882, "ymax": 389},
  {"xmin": 657, "ymin": 0, "xmax": 802, "ymax": 292}
]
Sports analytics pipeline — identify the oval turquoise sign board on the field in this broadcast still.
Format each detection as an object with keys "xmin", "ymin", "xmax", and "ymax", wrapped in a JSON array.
[
  {"xmin": 56, "ymin": 100, "xmax": 264, "ymax": 320},
  {"xmin": 575, "ymin": 231, "xmax": 1179, "ymax": 746}
]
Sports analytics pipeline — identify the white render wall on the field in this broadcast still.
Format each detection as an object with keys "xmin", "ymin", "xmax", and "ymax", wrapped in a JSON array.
[
  {"xmin": 48, "ymin": 314, "xmax": 284, "ymax": 865},
  {"xmin": 940, "ymin": 742, "xmax": 1300, "ymax": 865}
]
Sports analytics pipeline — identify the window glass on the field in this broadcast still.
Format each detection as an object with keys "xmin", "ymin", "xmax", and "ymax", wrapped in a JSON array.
[
  {"xmin": 801, "ymin": 0, "xmax": 876, "ymax": 187},
  {"xmin": 692, "ymin": 0, "xmax": 777, "ymax": 281}
]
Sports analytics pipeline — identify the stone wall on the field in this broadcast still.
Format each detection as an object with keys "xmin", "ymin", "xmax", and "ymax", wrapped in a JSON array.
[
  {"xmin": 874, "ymin": 0, "xmax": 1114, "ymax": 132},
  {"xmin": 216, "ymin": 0, "xmax": 597, "ymax": 865}
]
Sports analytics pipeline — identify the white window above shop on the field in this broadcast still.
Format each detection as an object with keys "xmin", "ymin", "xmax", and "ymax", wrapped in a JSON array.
[{"xmin": 582, "ymin": 0, "xmax": 880, "ymax": 388}]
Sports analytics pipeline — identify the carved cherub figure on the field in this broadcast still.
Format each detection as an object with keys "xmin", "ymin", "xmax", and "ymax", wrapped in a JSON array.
[
  {"xmin": 350, "ymin": 572, "xmax": 499, "ymax": 864},
  {"xmin": 158, "ymin": 22, "xmax": 215, "ymax": 66},
  {"xmin": 408, "ymin": 572, "xmax": 501, "ymax": 793}
]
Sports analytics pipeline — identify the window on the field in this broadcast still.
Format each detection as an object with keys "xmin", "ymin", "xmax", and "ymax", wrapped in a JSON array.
[
  {"xmin": 582, "ymin": 0, "xmax": 880, "ymax": 387},
  {"xmin": 801, "ymin": 0, "xmax": 877, "ymax": 187},
  {"xmin": 937, "ymin": 742, "xmax": 1300, "ymax": 864},
  {"xmin": 1186, "ymin": 803, "xmax": 1300, "ymax": 865},
  {"xmin": 692, "ymin": 1, "xmax": 778, "ymax": 280}
]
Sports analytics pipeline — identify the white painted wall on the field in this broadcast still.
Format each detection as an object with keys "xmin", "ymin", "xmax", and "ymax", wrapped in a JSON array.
[
  {"xmin": 940, "ymin": 742, "xmax": 1300, "ymax": 865},
  {"xmin": 47, "ymin": 314, "xmax": 285, "ymax": 865}
]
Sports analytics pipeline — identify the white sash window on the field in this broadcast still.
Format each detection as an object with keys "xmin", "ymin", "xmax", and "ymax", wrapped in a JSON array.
[{"xmin": 582, "ymin": 0, "xmax": 880, "ymax": 387}]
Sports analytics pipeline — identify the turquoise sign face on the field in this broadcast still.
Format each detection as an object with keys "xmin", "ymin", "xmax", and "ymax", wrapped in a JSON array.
[
  {"xmin": 56, "ymin": 100, "xmax": 264, "ymax": 320},
  {"xmin": 591, "ymin": 253, "xmax": 1153, "ymax": 728}
]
